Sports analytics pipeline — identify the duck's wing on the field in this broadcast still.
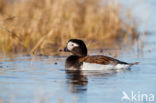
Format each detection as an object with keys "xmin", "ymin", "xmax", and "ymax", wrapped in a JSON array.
[{"xmin": 80, "ymin": 55, "xmax": 128, "ymax": 65}]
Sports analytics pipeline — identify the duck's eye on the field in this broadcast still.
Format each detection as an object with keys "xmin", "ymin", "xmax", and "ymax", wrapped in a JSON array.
[{"xmin": 71, "ymin": 44, "xmax": 74, "ymax": 46}]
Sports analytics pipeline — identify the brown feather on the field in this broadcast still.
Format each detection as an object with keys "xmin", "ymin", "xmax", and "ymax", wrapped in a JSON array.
[{"xmin": 79, "ymin": 55, "xmax": 128, "ymax": 65}]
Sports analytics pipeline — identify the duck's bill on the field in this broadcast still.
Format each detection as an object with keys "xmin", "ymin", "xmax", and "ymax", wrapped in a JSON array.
[{"xmin": 64, "ymin": 47, "xmax": 70, "ymax": 52}]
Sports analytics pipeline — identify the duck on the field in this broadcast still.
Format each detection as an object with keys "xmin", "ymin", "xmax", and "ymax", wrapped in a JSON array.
[{"xmin": 64, "ymin": 39, "xmax": 138, "ymax": 71}]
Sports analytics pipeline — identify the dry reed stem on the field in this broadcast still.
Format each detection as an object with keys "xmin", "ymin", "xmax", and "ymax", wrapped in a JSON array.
[{"xmin": 0, "ymin": 0, "xmax": 138, "ymax": 55}]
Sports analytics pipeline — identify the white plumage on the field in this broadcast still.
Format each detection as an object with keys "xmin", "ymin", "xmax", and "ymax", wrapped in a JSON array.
[{"xmin": 81, "ymin": 62, "xmax": 130, "ymax": 70}]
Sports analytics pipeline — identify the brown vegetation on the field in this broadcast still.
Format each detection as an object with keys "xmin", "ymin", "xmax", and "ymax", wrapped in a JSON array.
[{"xmin": 0, "ymin": 0, "xmax": 138, "ymax": 55}]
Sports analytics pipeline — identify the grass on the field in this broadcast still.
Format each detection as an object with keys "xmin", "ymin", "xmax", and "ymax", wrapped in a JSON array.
[{"xmin": 0, "ymin": 0, "xmax": 138, "ymax": 55}]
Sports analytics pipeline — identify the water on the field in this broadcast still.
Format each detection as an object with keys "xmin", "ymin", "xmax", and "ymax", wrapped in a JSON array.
[{"xmin": 0, "ymin": 1, "xmax": 156, "ymax": 103}]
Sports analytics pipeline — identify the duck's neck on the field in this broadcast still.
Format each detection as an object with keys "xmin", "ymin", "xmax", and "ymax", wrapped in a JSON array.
[
  {"xmin": 72, "ymin": 48, "xmax": 87, "ymax": 57},
  {"xmin": 73, "ymin": 53, "xmax": 87, "ymax": 57}
]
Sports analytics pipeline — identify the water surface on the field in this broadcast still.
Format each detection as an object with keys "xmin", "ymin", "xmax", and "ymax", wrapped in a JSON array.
[{"xmin": 0, "ymin": 0, "xmax": 156, "ymax": 103}]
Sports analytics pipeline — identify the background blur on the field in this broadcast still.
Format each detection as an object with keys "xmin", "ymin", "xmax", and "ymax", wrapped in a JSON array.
[{"xmin": 0, "ymin": 0, "xmax": 139, "ymax": 55}]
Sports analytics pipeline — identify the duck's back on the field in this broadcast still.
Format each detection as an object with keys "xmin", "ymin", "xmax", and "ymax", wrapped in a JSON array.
[
  {"xmin": 78, "ymin": 55, "xmax": 129, "ymax": 70},
  {"xmin": 81, "ymin": 55, "xmax": 128, "ymax": 65}
]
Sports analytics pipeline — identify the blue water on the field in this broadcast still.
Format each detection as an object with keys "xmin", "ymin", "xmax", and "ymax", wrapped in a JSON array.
[{"xmin": 0, "ymin": 0, "xmax": 156, "ymax": 103}]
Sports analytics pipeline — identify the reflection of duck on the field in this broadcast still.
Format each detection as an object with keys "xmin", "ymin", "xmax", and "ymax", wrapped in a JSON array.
[
  {"xmin": 64, "ymin": 39, "xmax": 138, "ymax": 71},
  {"xmin": 66, "ymin": 70, "xmax": 88, "ymax": 85},
  {"xmin": 66, "ymin": 70, "xmax": 88, "ymax": 93}
]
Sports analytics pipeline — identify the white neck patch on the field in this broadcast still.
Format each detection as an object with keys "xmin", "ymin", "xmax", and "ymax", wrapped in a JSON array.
[{"xmin": 67, "ymin": 41, "xmax": 79, "ymax": 51}]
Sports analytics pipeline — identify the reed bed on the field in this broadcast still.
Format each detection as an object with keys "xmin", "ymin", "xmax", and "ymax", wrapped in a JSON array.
[{"xmin": 0, "ymin": 0, "xmax": 138, "ymax": 55}]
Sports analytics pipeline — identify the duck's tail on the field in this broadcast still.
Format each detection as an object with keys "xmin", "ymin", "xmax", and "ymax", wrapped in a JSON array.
[{"xmin": 128, "ymin": 62, "xmax": 139, "ymax": 66}]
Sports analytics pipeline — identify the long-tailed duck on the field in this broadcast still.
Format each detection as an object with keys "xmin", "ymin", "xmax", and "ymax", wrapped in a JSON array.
[{"xmin": 64, "ymin": 39, "xmax": 138, "ymax": 71}]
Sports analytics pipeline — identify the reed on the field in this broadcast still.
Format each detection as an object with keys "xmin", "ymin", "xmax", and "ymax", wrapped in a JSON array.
[{"xmin": 0, "ymin": 0, "xmax": 138, "ymax": 55}]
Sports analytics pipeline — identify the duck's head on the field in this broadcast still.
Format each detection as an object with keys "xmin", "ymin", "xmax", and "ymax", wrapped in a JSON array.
[{"xmin": 64, "ymin": 39, "xmax": 87, "ymax": 57}]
